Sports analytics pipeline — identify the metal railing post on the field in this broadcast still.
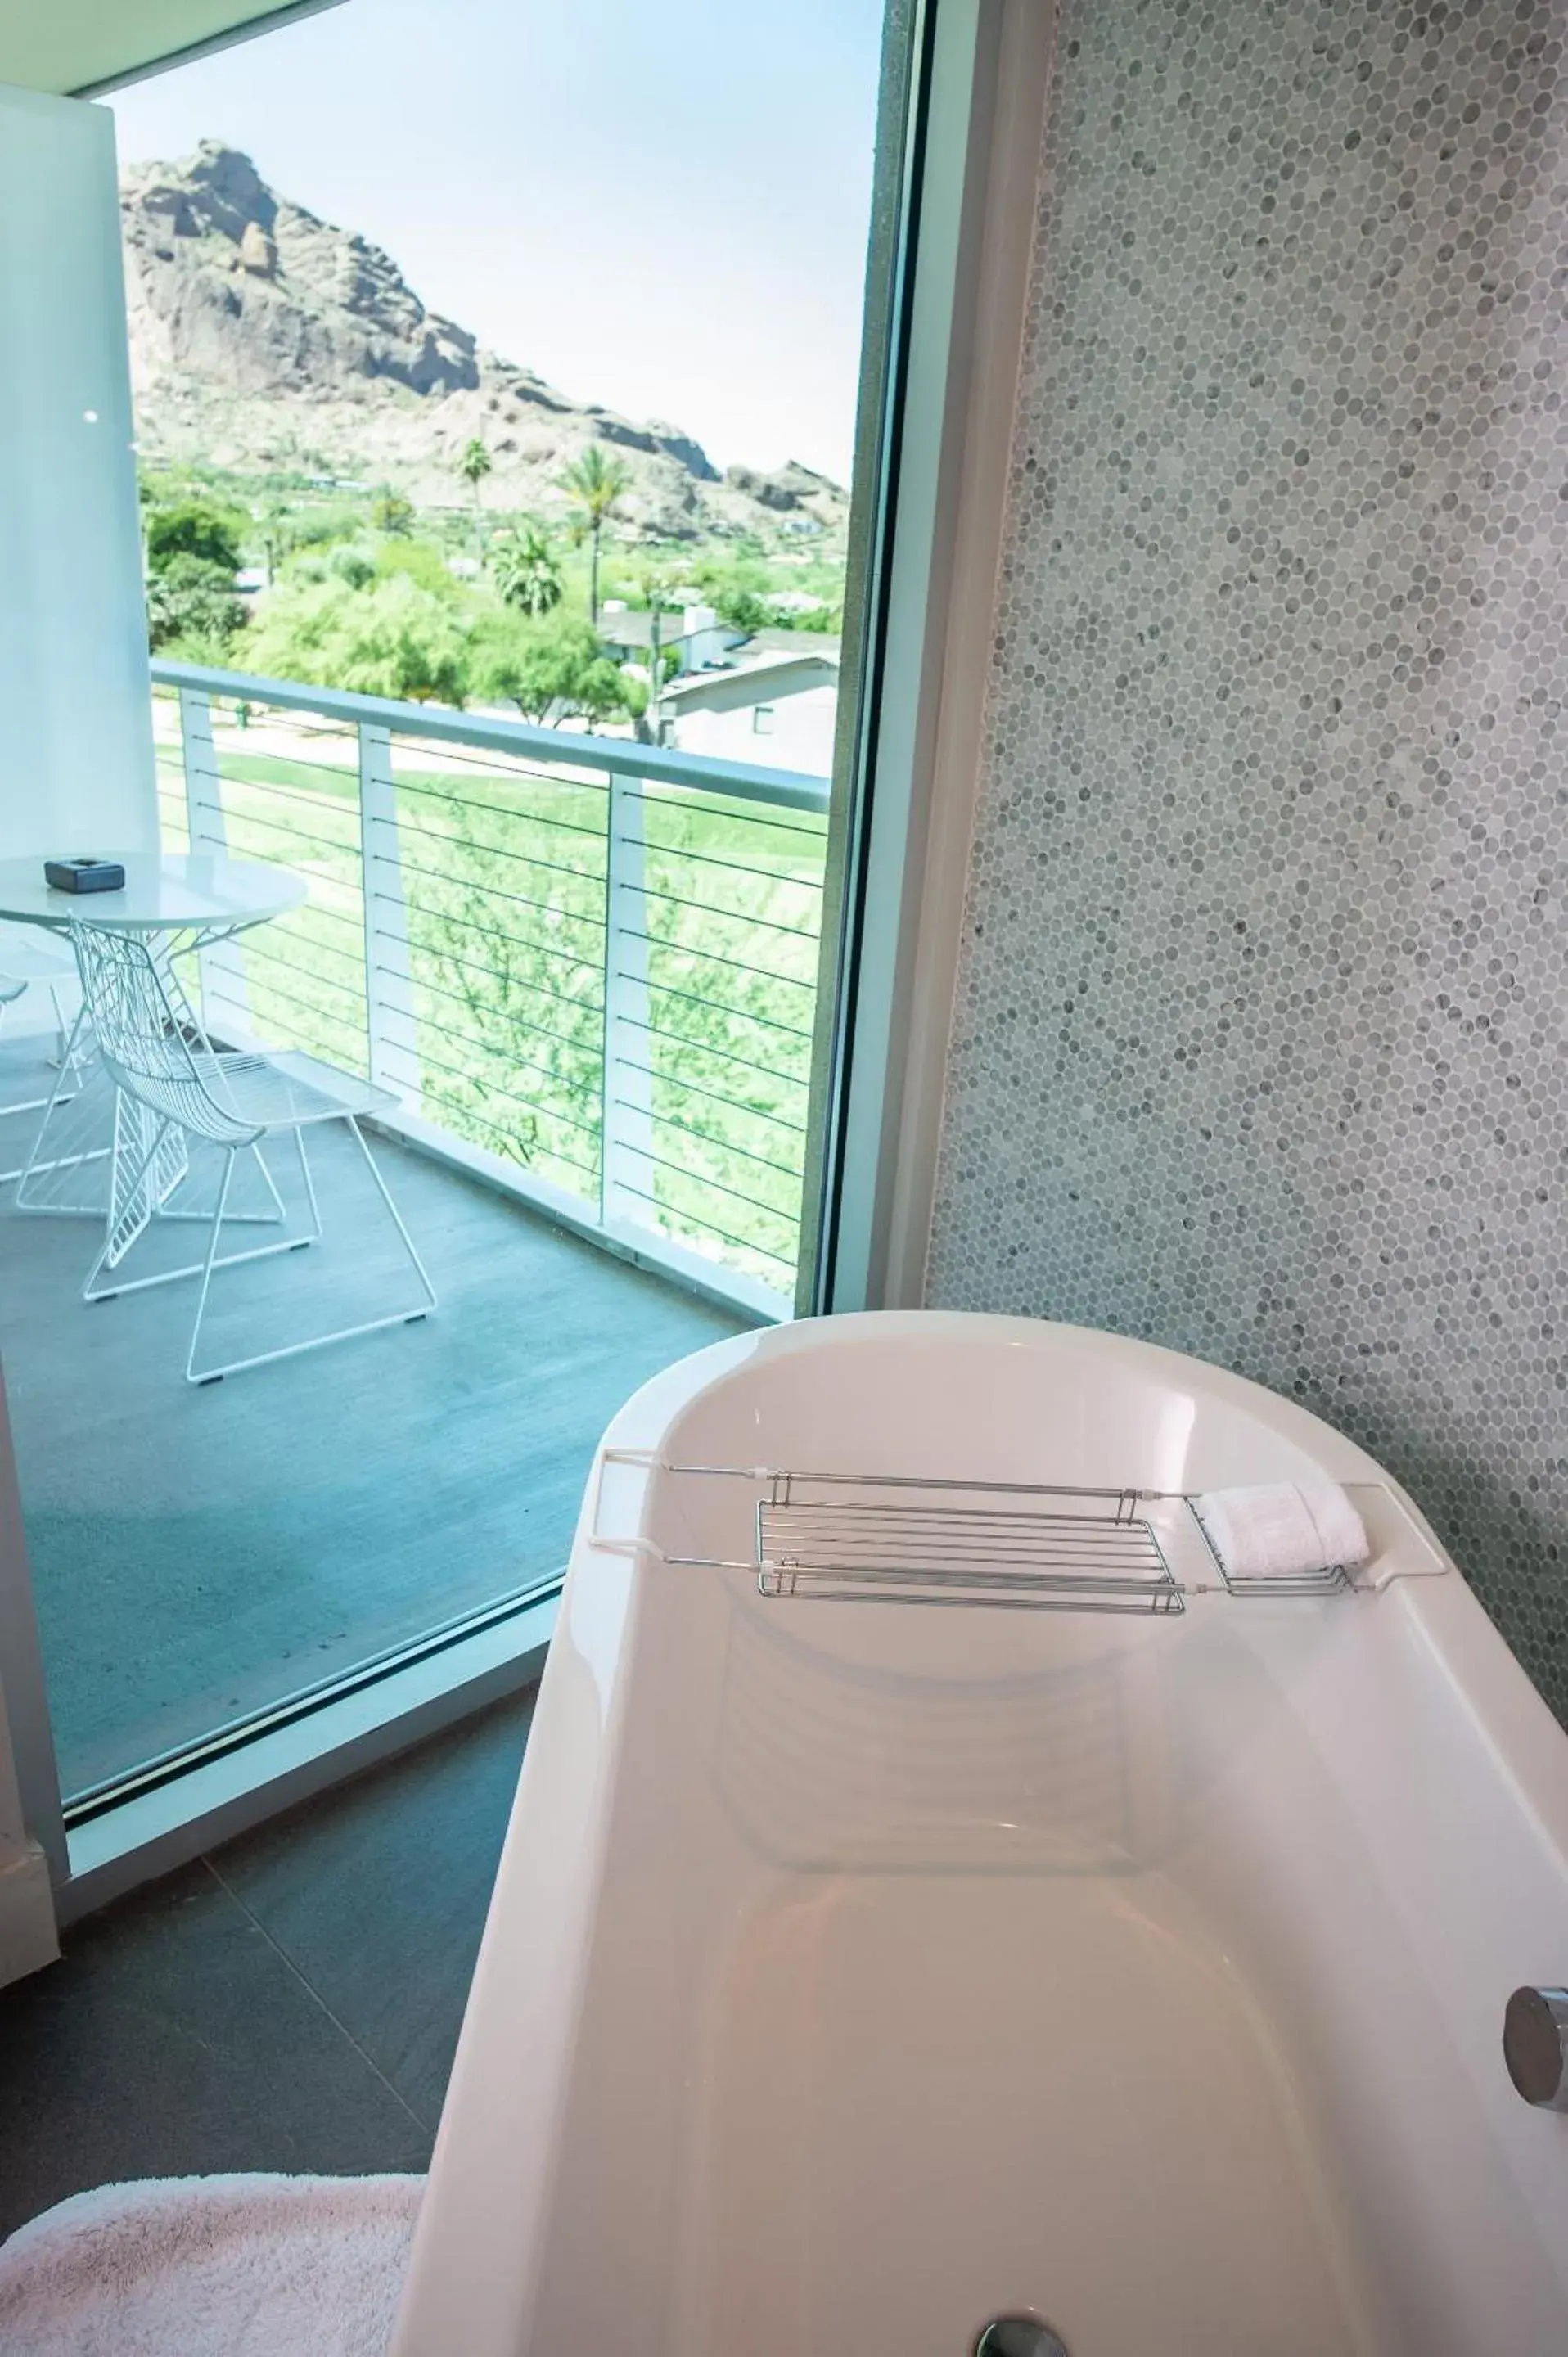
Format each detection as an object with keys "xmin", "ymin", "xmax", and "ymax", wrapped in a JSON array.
[
  {"xmin": 178, "ymin": 685, "xmax": 248, "ymax": 1030},
  {"xmin": 358, "ymin": 723, "xmax": 421, "ymax": 1102},
  {"xmin": 601, "ymin": 772, "xmax": 654, "ymax": 1225}
]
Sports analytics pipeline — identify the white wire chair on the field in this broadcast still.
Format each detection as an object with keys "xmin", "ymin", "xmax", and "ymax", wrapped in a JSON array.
[
  {"xmin": 0, "ymin": 926, "xmax": 81, "ymax": 1183},
  {"xmin": 69, "ymin": 917, "xmax": 436, "ymax": 1384}
]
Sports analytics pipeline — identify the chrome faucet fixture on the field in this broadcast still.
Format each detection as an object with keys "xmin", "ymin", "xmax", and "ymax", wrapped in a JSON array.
[{"xmin": 974, "ymin": 2320, "xmax": 1070, "ymax": 2357}]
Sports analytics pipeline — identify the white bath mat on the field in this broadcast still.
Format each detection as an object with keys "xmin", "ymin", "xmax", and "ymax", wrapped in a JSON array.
[{"xmin": 0, "ymin": 2173, "xmax": 422, "ymax": 2356}]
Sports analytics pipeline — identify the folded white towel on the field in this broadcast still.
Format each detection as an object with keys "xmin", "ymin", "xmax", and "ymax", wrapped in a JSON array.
[{"xmin": 1193, "ymin": 1480, "xmax": 1369, "ymax": 1583}]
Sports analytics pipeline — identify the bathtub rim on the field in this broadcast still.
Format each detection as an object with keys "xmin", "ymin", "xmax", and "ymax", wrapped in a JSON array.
[{"xmin": 590, "ymin": 1309, "xmax": 1568, "ymax": 1956}]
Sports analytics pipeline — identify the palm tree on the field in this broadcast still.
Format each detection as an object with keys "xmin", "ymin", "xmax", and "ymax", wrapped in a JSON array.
[
  {"xmin": 559, "ymin": 444, "xmax": 630, "ymax": 625},
  {"xmin": 255, "ymin": 493, "xmax": 295, "ymax": 588},
  {"xmin": 457, "ymin": 437, "xmax": 493, "ymax": 557},
  {"xmin": 634, "ymin": 559, "xmax": 678, "ymax": 740},
  {"xmin": 492, "ymin": 522, "xmax": 563, "ymax": 617}
]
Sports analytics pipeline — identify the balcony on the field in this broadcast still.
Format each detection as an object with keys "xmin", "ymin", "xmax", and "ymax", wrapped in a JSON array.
[
  {"xmin": 149, "ymin": 658, "xmax": 831, "ymax": 1319},
  {"xmin": 2, "ymin": 662, "xmax": 829, "ymax": 1803}
]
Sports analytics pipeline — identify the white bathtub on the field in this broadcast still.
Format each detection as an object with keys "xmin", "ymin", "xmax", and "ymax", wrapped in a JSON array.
[{"xmin": 390, "ymin": 1314, "xmax": 1568, "ymax": 2357}]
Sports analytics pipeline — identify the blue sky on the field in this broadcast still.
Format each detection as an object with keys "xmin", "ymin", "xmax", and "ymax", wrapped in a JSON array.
[{"xmin": 108, "ymin": 0, "xmax": 885, "ymax": 481}]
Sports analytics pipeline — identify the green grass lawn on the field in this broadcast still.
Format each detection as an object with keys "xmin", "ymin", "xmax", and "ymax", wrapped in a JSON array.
[{"xmin": 154, "ymin": 691, "xmax": 823, "ymax": 1297}]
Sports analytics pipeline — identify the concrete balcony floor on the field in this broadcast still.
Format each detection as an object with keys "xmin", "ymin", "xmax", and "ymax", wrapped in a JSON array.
[{"xmin": 0, "ymin": 1039, "xmax": 747, "ymax": 1800}]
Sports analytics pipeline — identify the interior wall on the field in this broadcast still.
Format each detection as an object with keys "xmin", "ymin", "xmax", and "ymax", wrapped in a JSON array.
[
  {"xmin": 926, "ymin": 0, "xmax": 1568, "ymax": 1717},
  {"xmin": 0, "ymin": 85, "xmax": 156, "ymax": 863}
]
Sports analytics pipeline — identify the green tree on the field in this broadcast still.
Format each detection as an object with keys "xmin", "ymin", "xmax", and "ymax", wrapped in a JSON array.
[
  {"xmin": 469, "ymin": 609, "xmax": 636, "ymax": 728},
  {"xmin": 145, "ymin": 498, "xmax": 246, "ymax": 575},
  {"xmin": 137, "ymin": 475, "xmax": 157, "ymax": 580},
  {"xmin": 255, "ymin": 496, "xmax": 296, "ymax": 588},
  {"xmin": 713, "ymin": 584, "xmax": 768, "ymax": 635},
  {"xmin": 374, "ymin": 537, "xmax": 462, "ymax": 597},
  {"xmin": 146, "ymin": 554, "xmax": 246, "ymax": 653},
  {"xmin": 371, "ymin": 488, "xmax": 416, "ymax": 536},
  {"xmin": 457, "ymin": 437, "xmax": 493, "ymax": 556},
  {"xmin": 632, "ymin": 559, "xmax": 680, "ymax": 738},
  {"xmin": 247, "ymin": 574, "xmax": 469, "ymax": 705},
  {"xmin": 559, "ymin": 445, "xmax": 631, "ymax": 625},
  {"xmin": 329, "ymin": 544, "xmax": 377, "ymax": 591},
  {"xmin": 491, "ymin": 523, "xmax": 563, "ymax": 617},
  {"xmin": 692, "ymin": 556, "xmax": 783, "ymax": 639}
]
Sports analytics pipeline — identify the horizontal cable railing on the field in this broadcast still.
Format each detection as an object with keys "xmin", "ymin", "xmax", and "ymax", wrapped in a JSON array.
[{"xmin": 151, "ymin": 659, "xmax": 831, "ymax": 1315}]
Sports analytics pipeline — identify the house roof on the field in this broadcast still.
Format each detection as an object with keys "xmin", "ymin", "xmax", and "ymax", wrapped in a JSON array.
[
  {"xmin": 598, "ymin": 616, "xmax": 840, "ymax": 661},
  {"xmin": 599, "ymin": 610, "xmax": 739, "ymax": 651},
  {"xmin": 660, "ymin": 648, "xmax": 840, "ymax": 711},
  {"xmin": 746, "ymin": 629, "xmax": 841, "ymax": 660}
]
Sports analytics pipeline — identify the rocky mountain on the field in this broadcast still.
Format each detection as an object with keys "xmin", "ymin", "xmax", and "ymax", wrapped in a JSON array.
[{"xmin": 119, "ymin": 142, "xmax": 847, "ymax": 543}]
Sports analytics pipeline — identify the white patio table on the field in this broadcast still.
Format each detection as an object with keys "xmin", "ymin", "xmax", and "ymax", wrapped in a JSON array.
[
  {"xmin": 0, "ymin": 851, "xmax": 304, "ymax": 942},
  {"xmin": 0, "ymin": 852, "xmax": 307, "ymax": 1251}
]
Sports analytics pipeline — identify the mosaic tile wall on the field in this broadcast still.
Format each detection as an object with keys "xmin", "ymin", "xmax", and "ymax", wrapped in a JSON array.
[{"xmin": 926, "ymin": 0, "xmax": 1568, "ymax": 1715}]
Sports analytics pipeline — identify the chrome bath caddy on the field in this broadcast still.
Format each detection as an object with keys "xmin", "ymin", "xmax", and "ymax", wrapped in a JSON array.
[
  {"xmin": 755, "ymin": 1471, "xmax": 1194, "ymax": 1614},
  {"xmin": 591, "ymin": 1458, "xmax": 1411, "ymax": 1616}
]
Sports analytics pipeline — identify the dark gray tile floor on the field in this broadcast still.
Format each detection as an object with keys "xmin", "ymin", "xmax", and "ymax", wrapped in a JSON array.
[{"xmin": 0, "ymin": 1689, "xmax": 533, "ymax": 2240}]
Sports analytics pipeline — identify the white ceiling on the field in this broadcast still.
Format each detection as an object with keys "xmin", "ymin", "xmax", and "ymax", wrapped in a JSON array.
[{"xmin": 0, "ymin": 0, "xmax": 339, "ymax": 99}]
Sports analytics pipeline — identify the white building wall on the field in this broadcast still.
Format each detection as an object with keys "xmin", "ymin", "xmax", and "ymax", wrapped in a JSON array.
[{"xmin": 668, "ymin": 685, "xmax": 837, "ymax": 779}]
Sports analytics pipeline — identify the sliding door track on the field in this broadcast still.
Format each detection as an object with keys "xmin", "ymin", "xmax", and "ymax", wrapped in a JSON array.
[{"xmin": 64, "ymin": 1571, "xmax": 563, "ymax": 1828}]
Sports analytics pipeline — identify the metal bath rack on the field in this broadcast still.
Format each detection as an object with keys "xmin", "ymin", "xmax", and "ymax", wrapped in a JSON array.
[{"xmin": 592, "ymin": 1459, "xmax": 1387, "ymax": 1617}]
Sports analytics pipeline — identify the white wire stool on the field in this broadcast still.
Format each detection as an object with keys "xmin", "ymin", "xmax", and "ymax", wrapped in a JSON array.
[
  {"xmin": 0, "ymin": 927, "xmax": 81, "ymax": 1183},
  {"xmin": 16, "ymin": 946, "xmax": 288, "ymax": 1233},
  {"xmin": 69, "ymin": 917, "xmax": 436, "ymax": 1384}
]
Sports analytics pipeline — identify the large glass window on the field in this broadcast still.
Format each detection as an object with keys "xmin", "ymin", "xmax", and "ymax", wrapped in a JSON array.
[{"xmin": 0, "ymin": 0, "xmax": 897, "ymax": 1815}]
